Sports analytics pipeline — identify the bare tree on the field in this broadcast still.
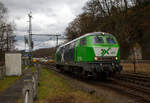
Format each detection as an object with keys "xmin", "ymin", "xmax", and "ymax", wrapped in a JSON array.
[{"xmin": 0, "ymin": 2, "xmax": 16, "ymax": 52}]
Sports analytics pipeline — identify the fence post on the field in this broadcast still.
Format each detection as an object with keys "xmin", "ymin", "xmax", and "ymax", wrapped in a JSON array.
[
  {"xmin": 32, "ymin": 73, "xmax": 38, "ymax": 99},
  {"xmin": 22, "ymin": 64, "xmax": 40, "ymax": 103},
  {"xmin": 22, "ymin": 80, "xmax": 33, "ymax": 103},
  {"xmin": 35, "ymin": 63, "xmax": 40, "ymax": 85}
]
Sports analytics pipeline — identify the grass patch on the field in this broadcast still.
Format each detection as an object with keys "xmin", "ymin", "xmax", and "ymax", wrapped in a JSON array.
[
  {"xmin": 30, "ymin": 65, "xmax": 37, "ymax": 72},
  {"xmin": 0, "ymin": 76, "xmax": 19, "ymax": 93},
  {"xmin": 0, "ymin": 65, "xmax": 27, "ymax": 94},
  {"xmin": 35, "ymin": 67, "xmax": 104, "ymax": 103},
  {"xmin": 22, "ymin": 65, "xmax": 27, "ymax": 70}
]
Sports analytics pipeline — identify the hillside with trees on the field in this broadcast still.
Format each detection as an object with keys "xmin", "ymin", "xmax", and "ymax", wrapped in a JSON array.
[
  {"xmin": 32, "ymin": 47, "xmax": 57, "ymax": 59},
  {"xmin": 65, "ymin": 0, "xmax": 150, "ymax": 59}
]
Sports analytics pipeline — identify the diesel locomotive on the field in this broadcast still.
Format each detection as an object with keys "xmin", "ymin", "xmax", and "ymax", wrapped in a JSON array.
[{"xmin": 56, "ymin": 32, "xmax": 122, "ymax": 79}]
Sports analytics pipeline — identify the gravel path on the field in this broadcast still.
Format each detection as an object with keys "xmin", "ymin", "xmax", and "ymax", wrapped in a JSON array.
[
  {"xmin": 0, "ymin": 77, "xmax": 24, "ymax": 103},
  {"xmin": 0, "ymin": 69, "xmax": 32, "ymax": 103}
]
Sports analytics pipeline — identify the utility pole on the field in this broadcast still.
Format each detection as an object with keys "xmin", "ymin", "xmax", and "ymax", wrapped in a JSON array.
[
  {"xmin": 28, "ymin": 12, "xmax": 32, "ymax": 65},
  {"xmin": 6, "ymin": 27, "xmax": 9, "ymax": 51},
  {"xmin": 56, "ymin": 35, "xmax": 59, "ymax": 46},
  {"xmin": 24, "ymin": 35, "xmax": 26, "ymax": 52},
  {"xmin": 28, "ymin": 12, "xmax": 32, "ymax": 53}
]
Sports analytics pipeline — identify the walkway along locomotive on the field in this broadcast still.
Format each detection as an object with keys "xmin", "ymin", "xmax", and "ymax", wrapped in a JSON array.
[{"xmin": 55, "ymin": 32, "xmax": 122, "ymax": 79}]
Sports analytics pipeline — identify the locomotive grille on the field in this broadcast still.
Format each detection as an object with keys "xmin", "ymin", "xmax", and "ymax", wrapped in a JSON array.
[
  {"xmin": 97, "ymin": 57, "xmax": 115, "ymax": 61},
  {"xmin": 102, "ymin": 57, "xmax": 113, "ymax": 60}
]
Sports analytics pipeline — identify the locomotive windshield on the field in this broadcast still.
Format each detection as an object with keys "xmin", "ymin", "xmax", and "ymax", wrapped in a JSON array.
[
  {"xmin": 106, "ymin": 37, "xmax": 116, "ymax": 44},
  {"xmin": 93, "ymin": 36, "xmax": 104, "ymax": 44}
]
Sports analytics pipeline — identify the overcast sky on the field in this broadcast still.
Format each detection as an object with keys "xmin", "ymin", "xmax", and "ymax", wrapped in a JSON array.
[{"xmin": 1, "ymin": 0, "xmax": 88, "ymax": 50}]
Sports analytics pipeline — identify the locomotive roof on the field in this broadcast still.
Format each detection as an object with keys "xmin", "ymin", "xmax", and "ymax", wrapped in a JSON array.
[{"xmin": 59, "ymin": 32, "xmax": 113, "ymax": 48}]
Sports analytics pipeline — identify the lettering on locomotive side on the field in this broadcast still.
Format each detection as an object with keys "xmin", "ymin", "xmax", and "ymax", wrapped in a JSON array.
[
  {"xmin": 101, "ymin": 48, "xmax": 111, "ymax": 56},
  {"xmin": 78, "ymin": 56, "xmax": 82, "ymax": 61},
  {"xmin": 94, "ymin": 47, "xmax": 118, "ymax": 56}
]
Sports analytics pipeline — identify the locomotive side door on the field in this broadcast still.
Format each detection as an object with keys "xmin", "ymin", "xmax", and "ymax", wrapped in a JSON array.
[{"xmin": 76, "ymin": 37, "xmax": 87, "ymax": 62}]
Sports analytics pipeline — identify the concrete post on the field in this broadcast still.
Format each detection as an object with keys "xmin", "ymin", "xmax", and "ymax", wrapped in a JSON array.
[
  {"xmin": 32, "ymin": 73, "xmax": 38, "ymax": 99},
  {"xmin": 22, "ymin": 80, "xmax": 33, "ymax": 103},
  {"xmin": 22, "ymin": 64, "xmax": 40, "ymax": 102},
  {"xmin": 35, "ymin": 64, "xmax": 40, "ymax": 85},
  {"xmin": 37, "ymin": 64, "xmax": 41, "ymax": 85}
]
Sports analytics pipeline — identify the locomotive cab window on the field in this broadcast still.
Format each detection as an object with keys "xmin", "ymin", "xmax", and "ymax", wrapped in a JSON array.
[
  {"xmin": 106, "ymin": 37, "xmax": 116, "ymax": 44},
  {"xmin": 80, "ymin": 38, "xmax": 86, "ymax": 46},
  {"xmin": 93, "ymin": 36, "xmax": 104, "ymax": 44}
]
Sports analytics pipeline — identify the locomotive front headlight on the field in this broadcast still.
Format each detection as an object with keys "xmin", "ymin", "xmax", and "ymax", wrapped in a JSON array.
[
  {"xmin": 115, "ymin": 57, "xmax": 118, "ymax": 60},
  {"xmin": 94, "ymin": 57, "xmax": 98, "ymax": 61}
]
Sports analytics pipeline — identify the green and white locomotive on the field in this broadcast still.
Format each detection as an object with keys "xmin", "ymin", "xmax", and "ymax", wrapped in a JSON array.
[{"xmin": 56, "ymin": 32, "xmax": 122, "ymax": 79}]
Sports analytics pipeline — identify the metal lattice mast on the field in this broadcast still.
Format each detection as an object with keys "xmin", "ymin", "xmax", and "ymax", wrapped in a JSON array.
[{"xmin": 28, "ymin": 12, "xmax": 32, "ymax": 52}]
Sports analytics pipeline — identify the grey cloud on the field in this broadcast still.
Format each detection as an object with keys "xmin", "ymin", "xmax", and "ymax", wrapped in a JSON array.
[{"xmin": 1, "ymin": 0, "xmax": 88, "ymax": 49}]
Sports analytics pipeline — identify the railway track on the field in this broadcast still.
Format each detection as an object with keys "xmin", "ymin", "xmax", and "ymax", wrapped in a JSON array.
[
  {"xmin": 114, "ymin": 72, "xmax": 150, "ymax": 88},
  {"xmin": 109, "ymin": 79, "xmax": 150, "ymax": 103},
  {"xmin": 42, "ymin": 63, "xmax": 150, "ymax": 103},
  {"xmin": 93, "ymin": 80, "xmax": 150, "ymax": 103}
]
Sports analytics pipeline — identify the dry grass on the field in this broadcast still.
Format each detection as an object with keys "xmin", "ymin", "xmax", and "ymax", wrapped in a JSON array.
[
  {"xmin": 46, "ymin": 94, "xmax": 75, "ymax": 103},
  {"xmin": 34, "ymin": 67, "xmax": 134, "ymax": 103},
  {"xmin": 45, "ymin": 93, "xmax": 97, "ymax": 103},
  {"xmin": 34, "ymin": 68, "xmax": 107, "ymax": 103},
  {"xmin": 121, "ymin": 63, "xmax": 150, "ymax": 74}
]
